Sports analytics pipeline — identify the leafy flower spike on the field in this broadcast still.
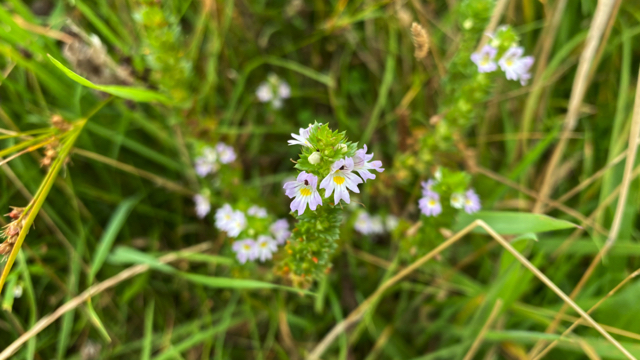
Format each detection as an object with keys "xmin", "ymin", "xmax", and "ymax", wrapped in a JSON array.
[
  {"xmin": 283, "ymin": 172, "xmax": 322, "ymax": 215},
  {"xmin": 353, "ymin": 144, "xmax": 384, "ymax": 182},
  {"xmin": 320, "ymin": 157, "xmax": 362, "ymax": 205}
]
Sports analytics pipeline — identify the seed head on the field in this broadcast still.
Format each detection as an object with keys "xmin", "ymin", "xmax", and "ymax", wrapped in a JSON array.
[{"xmin": 411, "ymin": 22, "xmax": 430, "ymax": 59}]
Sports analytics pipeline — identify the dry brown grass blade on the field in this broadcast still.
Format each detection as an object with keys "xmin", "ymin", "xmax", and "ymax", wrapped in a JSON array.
[
  {"xmin": 533, "ymin": 0, "xmax": 618, "ymax": 213},
  {"xmin": 307, "ymin": 220, "xmax": 635, "ymax": 360},
  {"xmin": 0, "ymin": 241, "xmax": 212, "ymax": 360},
  {"xmin": 529, "ymin": 64, "xmax": 640, "ymax": 358},
  {"xmin": 519, "ymin": 0, "xmax": 568, "ymax": 153},
  {"xmin": 462, "ymin": 299, "xmax": 503, "ymax": 360},
  {"xmin": 533, "ymin": 269, "xmax": 640, "ymax": 359},
  {"xmin": 475, "ymin": 0, "xmax": 511, "ymax": 53}
]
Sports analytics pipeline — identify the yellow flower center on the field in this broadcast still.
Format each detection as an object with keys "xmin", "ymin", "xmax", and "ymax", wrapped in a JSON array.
[
  {"xmin": 429, "ymin": 199, "xmax": 436, "ymax": 206},
  {"xmin": 243, "ymin": 244, "xmax": 251, "ymax": 251},
  {"xmin": 224, "ymin": 215, "xmax": 230, "ymax": 220},
  {"xmin": 260, "ymin": 242, "xmax": 268, "ymax": 248},
  {"xmin": 506, "ymin": 59, "xmax": 514, "ymax": 66},
  {"xmin": 300, "ymin": 188, "xmax": 312, "ymax": 196},
  {"xmin": 333, "ymin": 176, "xmax": 345, "ymax": 185},
  {"xmin": 481, "ymin": 55, "xmax": 490, "ymax": 65}
]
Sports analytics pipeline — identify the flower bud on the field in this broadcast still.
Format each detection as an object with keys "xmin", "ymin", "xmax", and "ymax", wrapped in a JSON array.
[
  {"xmin": 337, "ymin": 144, "xmax": 347, "ymax": 153},
  {"xmin": 308, "ymin": 151, "xmax": 322, "ymax": 164}
]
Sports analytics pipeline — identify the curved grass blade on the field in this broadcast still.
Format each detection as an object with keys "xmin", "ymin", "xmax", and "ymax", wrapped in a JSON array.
[{"xmin": 47, "ymin": 55, "xmax": 172, "ymax": 104}]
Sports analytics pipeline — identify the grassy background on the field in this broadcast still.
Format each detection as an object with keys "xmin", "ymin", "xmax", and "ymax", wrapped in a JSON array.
[{"xmin": 1, "ymin": 0, "xmax": 640, "ymax": 359}]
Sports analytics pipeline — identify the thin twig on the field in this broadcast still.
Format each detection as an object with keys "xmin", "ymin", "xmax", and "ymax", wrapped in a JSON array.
[
  {"xmin": 475, "ymin": 0, "xmax": 511, "ymax": 53},
  {"xmin": 462, "ymin": 299, "xmax": 503, "ymax": 360},
  {"xmin": 0, "ymin": 241, "xmax": 212, "ymax": 360}
]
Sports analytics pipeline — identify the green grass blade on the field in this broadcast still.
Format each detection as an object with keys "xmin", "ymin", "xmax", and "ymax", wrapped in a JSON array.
[
  {"xmin": 89, "ymin": 194, "xmax": 143, "ymax": 283},
  {"xmin": 47, "ymin": 55, "xmax": 172, "ymax": 103},
  {"xmin": 141, "ymin": 298, "xmax": 155, "ymax": 360}
]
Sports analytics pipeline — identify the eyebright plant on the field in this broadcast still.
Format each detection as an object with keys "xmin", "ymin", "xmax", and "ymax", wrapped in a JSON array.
[
  {"xmin": 279, "ymin": 123, "xmax": 384, "ymax": 283},
  {"xmin": 404, "ymin": 167, "xmax": 482, "ymax": 257}
]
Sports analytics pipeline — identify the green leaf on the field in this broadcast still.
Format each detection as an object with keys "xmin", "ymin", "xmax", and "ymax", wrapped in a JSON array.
[
  {"xmin": 47, "ymin": 55, "xmax": 172, "ymax": 103},
  {"xmin": 454, "ymin": 211, "xmax": 578, "ymax": 235},
  {"xmin": 90, "ymin": 194, "xmax": 143, "ymax": 283}
]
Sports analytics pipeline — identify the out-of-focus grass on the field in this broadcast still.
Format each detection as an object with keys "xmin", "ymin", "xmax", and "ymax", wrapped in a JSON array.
[{"xmin": 0, "ymin": 0, "xmax": 640, "ymax": 359}]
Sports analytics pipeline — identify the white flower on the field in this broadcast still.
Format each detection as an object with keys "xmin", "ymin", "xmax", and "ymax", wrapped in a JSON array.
[
  {"xmin": 226, "ymin": 210, "xmax": 247, "ymax": 237},
  {"xmin": 256, "ymin": 82, "xmax": 273, "ymax": 102},
  {"xmin": 216, "ymin": 142, "xmax": 236, "ymax": 164},
  {"xmin": 385, "ymin": 215, "xmax": 399, "ymax": 231},
  {"xmin": 320, "ymin": 157, "xmax": 362, "ymax": 205},
  {"xmin": 369, "ymin": 215, "xmax": 385, "ymax": 234},
  {"xmin": 353, "ymin": 144, "xmax": 384, "ymax": 182},
  {"xmin": 255, "ymin": 235, "xmax": 278, "ymax": 262},
  {"xmin": 215, "ymin": 204, "xmax": 235, "ymax": 231},
  {"xmin": 193, "ymin": 194, "xmax": 211, "ymax": 219},
  {"xmin": 450, "ymin": 192, "xmax": 465, "ymax": 209},
  {"xmin": 270, "ymin": 219, "xmax": 291, "ymax": 244},
  {"xmin": 215, "ymin": 204, "xmax": 246, "ymax": 237},
  {"xmin": 247, "ymin": 205, "xmax": 268, "ymax": 218},
  {"xmin": 288, "ymin": 125, "xmax": 313, "ymax": 147},
  {"xmin": 308, "ymin": 151, "xmax": 322, "ymax": 164},
  {"xmin": 283, "ymin": 172, "xmax": 323, "ymax": 215},
  {"xmin": 498, "ymin": 46, "xmax": 535, "ymax": 85},
  {"xmin": 194, "ymin": 147, "xmax": 219, "ymax": 177},
  {"xmin": 278, "ymin": 82, "xmax": 291, "ymax": 99},
  {"xmin": 232, "ymin": 239, "xmax": 257, "ymax": 264},
  {"xmin": 354, "ymin": 212, "xmax": 372, "ymax": 235}
]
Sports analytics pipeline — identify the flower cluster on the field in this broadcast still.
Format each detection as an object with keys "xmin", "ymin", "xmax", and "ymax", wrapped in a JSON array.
[
  {"xmin": 256, "ymin": 73, "xmax": 291, "ymax": 109},
  {"xmin": 279, "ymin": 122, "xmax": 385, "ymax": 280},
  {"xmin": 470, "ymin": 27, "xmax": 534, "ymax": 85},
  {"xmin": 194, "ymin": 142, "xmax": 236, "ymax": 177},
  {"xmin": 284, "ymin": 125, "xmax": 384, "ymax": 213},
  {"xmin": 214, "ymin": 203, "xmax": 291, "ymax": 264},
  {"xmin": 354, "ymin": 211, "xmax": 398, "ymax": 236},
  {"xmin": 418, "ymin": 171, "xmax": 481, "ymax": 217}
]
